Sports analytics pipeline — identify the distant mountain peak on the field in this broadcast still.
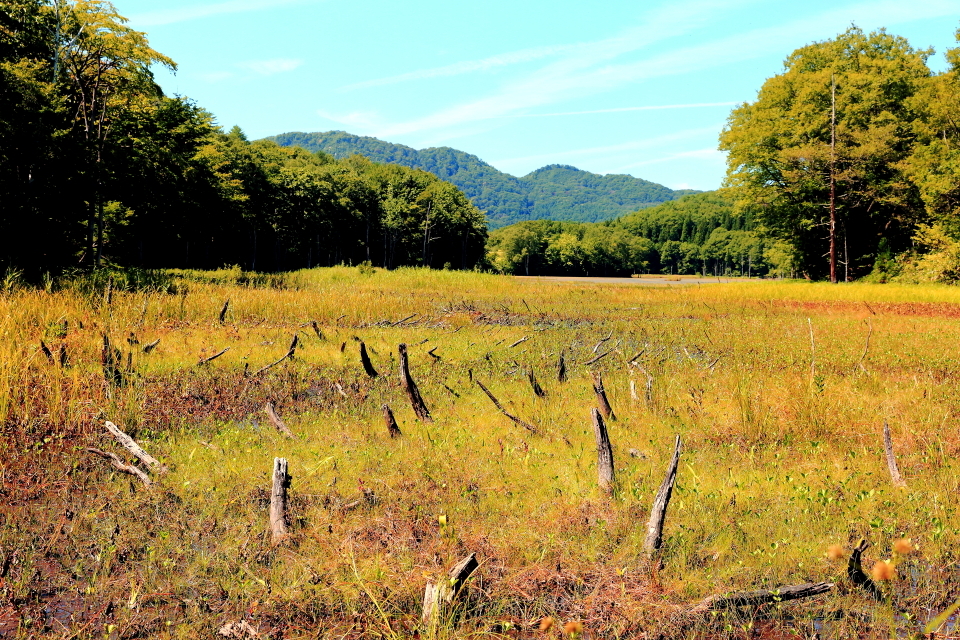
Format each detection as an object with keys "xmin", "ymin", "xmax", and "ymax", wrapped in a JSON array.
[{"xmin": 266, "ymin": 131, "xmax": 700, "ymax": 228}]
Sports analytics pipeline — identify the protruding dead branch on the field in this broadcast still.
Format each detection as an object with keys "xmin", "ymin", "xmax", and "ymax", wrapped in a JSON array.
[
  {"xmin": 848, "ymin": 539, "xmax": 883, "ymax": 601},
  {"xmin": 475, "ymin": 379, "xmax": 540, "ymax": 434},
  {"xmin": 40, "ymin": 340, "xmax": 54, "ymax": 364},
  {"xmin": 856, "ymin": 318, "xmax": 873, "ymax": 372},
  {"xmin": 105, "ymin": 421, "xmax": 167, "ymax": 474},
  {"xmin": 269, "ymin": 457, "xmax": 291, "ymax": 545},
  {"xmin": 359, "ymin": 341, "xmax": 379, "ymax": 377},
  {"xmin": 593, "ymin": 371, "xmax": 616, "ymax": 421},
  {"xmin": 507, "ymin": 336, "xmax": 529, "ymax": 348},
  {"xmin": 883, "ymin": 422, "xmax": 906, "ymax": 488},
  {"xmin": 383, "ymin": 404, "xmax": 402, "ymax": 438},
  {"xmin": 142, "ymin": 338, "xmax": 160, "ymax": 353},
  {"xmin": 218, "ymin": 299, "xmax": 230, "ymax": 324},
  {"xmin": 422, "ymin": 552, "xmax": 479, "ymax": 628},
  {"xmin": 86, "ymin": 447, "xmax": 152, "ymax": 486},
  {"xmin": 557, "ymin": 351, "xmax": 567, "ymax": 383},
  {"xmin": 198, "ymin": 347, "xmax": 230, "ymax": 365},
  {"xmin": 592, "ymin": 408, "xmax": 615, "ymax": 495},
  {"xmin": 311, "ymin": 321, "xmax": 324, "ymax": 340},
  {"xmin": 264, "ymin": 402, "xmax": 295, "ymax": 439},
  {"xmin": 690, "ymin": 582, "xmax": 834, "ymax": 613},
  {"xmin": 252, "ymin": 336, "xmax": 298, "ymax": 376},
  {"xmin": 527, "ymin": 368, "xmax": 546, "ymax": 398},
  {"xmin": 644, "ymin": 435, "xmax": 681, "ymax": 559},
  {"xmin": 584, "ymin": 349, "xmax": 613, "ymax": 366},
  {"xmin": 399, "ymin": 343, "xmax": 432, "ymax": 421}
]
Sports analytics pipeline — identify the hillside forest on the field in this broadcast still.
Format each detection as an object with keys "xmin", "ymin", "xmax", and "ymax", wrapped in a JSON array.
[
  {"xmin": 268, "ymin": 131, "xmax": 699, "ymax": 228},
  {"xmin": 0, "ymin": 0, "xmax": 486, "ymax": 276}
]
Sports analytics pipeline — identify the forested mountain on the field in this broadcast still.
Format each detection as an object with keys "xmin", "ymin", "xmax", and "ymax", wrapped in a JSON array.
[
  {"xmin": 267, "ymin": 131, "xmax": 697, "ymax": 227},
  {"xmin": 0, "ymin": 1, "xmax": 485, "ymax": 275},
  {"xmin": 487, "ymin": 191, "xmax": 785, "ymax": 277}
]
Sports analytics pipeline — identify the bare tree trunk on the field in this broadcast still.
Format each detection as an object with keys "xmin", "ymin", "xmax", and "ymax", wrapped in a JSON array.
[
  {"xmin": 399, "ymin": 343, "xmax": 432, "ymax": 421},
  {"xmin": 592, "ymin": 409, "xmax": 615, "ymax": 495},
  {"xmin": 557, "ymin": 351, "xmax": 567, "ymax": 383},
  {"xmin": 383, "ymin": 404, "xmax": 402, "ymax": 438},
  {"xmin": 644, "ymin": 435, "xmax": 681, "ymax": 559},
  {"xmin": 218, "ymin": 299, "xmax": 230, "ymax": 324},
  {"xmin": 360, "ymin": 341, "xmax": 379, "ymax": 377},
  {"xmin": 883, "ymin": 422, "xmax": 906, "ymax": 488},
  {"xmin": 593, "ymin": 371, "xmax": 616, "ymax": 421},
  {"xmin": 422, "ymin": 553, "xmax": 478, "ymax": 628},
  {"xmin": 269, "ymin": 457, "xmax": 291, "ymax": 545},
  {"xmin": 527, "ymin": 368, "xmax": 546, "ymax": 398}
]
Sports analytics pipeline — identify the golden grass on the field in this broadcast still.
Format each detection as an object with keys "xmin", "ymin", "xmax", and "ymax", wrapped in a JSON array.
[{"xmin": 2, "ymin": 266, "xmax": 959, "ymax": 638}]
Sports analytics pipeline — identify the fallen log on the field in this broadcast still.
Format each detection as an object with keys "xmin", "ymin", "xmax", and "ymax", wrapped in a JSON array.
[
  {"xmin": 690, "ymin": 582, "xmax": 834, "ymax": 613},
  {"xmin": 264, "ymin": 402, "xmax": 296, "ymax": 439},
  {"xmin": 86, "ymin": 447, "xmax": 152, "ymax": 486},
  {"xmin": 475, "ymin": 379, "xmax": 540, "ymax": 435},
  {"xmin": 105, "ymin": 421, "xmax": 167, "ymax": 474},
  {"xmin": 422, "ymin": 553, "xmax": 479, "ymax": 628}
]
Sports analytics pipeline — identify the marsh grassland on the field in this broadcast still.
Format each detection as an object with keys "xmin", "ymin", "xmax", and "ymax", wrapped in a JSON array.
[{"xmin": 2, "ymin": 267, "xmax": 959, "ymax": 639}]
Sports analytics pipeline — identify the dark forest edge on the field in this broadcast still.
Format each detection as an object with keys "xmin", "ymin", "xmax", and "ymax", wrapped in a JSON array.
[{"xmin": 1, "ymin": 0, "xmax": 486, "ymax": 278}]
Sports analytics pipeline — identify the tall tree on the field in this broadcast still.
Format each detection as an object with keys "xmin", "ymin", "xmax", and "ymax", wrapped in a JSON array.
[{"xmin": 719, "ymin": 27, "xmax": 931, "ymax": 279}]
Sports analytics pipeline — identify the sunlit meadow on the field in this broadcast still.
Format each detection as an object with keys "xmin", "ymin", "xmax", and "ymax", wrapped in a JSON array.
[{"xmin": 2, "ymin": 267, "xmax": 958, "ymax": 638}]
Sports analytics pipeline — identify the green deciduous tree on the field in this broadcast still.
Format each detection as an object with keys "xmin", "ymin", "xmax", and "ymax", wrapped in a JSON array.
[{"xmin": 720, "ymin": 27, "xmax": 931, "ymax": 280}]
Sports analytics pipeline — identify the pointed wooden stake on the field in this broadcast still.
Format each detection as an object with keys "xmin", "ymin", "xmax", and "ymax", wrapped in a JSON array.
[
  {"xmin": 422, "ymin": 552, "xmax": 478, "ymax": 628},
  {"xmin": 593, "ymin": 371, "xmax": 616, "ymax": 421},
  {"xmin": 883, "ymin": 422, "xmax": 906, "ymax": 488},
  {"xmin": 644, "ymin": 435, "xmax": 681, "ymax": 559},
  {"xmin": 269, "ymin": 457, "xmax": 291, "ymax": 545},
  {"xmin": 383, "ymin": 404, "xmax": 402, "ymax": 438},
  {"xmin": 399, "ymin": 343, "xmax": 432, "ymax": 421},
  {"xmin": 592, "ymin": 408, "xmax": 615, "ymax": 495}
]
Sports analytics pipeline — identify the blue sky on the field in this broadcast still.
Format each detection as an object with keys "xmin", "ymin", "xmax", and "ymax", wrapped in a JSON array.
[{"xmin": 122, "ymin": 0, "xmax": 959, "ymax": 191}]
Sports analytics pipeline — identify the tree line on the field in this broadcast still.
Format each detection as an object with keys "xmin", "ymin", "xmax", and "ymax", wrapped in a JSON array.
[
  {"xmin": 0, "ymin": 0, "xmax": 487, "ymax": 276},
  {"xmin": 487, "ymin": 192, "xmax": 787, "ymax": 277}
]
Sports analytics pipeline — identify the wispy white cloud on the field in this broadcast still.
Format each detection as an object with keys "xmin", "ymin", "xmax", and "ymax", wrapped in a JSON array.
[
  {"xmin": 340, "ymin": 44, "xmax": 581, "ymax": 91},
  {"xmin": 608, "ymin": 148, "xmax": 726, "ymax": 173},
  {"xmin": 129, "ymin": 0, "xmax": 309, "ymax": 27},
  {"xmin": 238, "ymin": 58, "xmax": 304, "ymax": 75},
  {"xmin": 491, "ymin": 126, "xmax": 722, "ymax": 170},
  {"xmin": 345, "ymin": 0, "xmax": 957, "ymax": 141},
  {"xmin": 511, "ymin": 102, "xmax": 739, "ymax": 118}
]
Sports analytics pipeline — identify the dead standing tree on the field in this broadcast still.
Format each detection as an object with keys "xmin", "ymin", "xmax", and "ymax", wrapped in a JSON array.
[
  {"xmin": 269, "ymin": 457, "xmax": 291, "ymax": 545},
  {"xmin": 399, "ymin": 343, "xmax": 432, "ymax": 421},
  {"xmin": 592, "ymin": 408, "xmax": 615, "ymax": 495},
  {"xmin": 593, "ymin": 371, "xmax": 616, "ymax": 421},
  {"xmin": 645, "ymin": 435, "xmax": 681, "ymax": 560},
  {"xmin": 360, "ymin": 341, "xmax": 379, "ymax": 378}
]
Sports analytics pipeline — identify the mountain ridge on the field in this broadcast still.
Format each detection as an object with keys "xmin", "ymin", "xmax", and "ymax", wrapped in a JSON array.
[{"xmin": 265, "ymin": 131, "xmax": 699, "ymax": 228}]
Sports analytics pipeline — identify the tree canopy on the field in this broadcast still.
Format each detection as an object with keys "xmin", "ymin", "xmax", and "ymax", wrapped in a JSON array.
[{"xmin": 719, "ymin": 26, "xmax": 955, "ymax": 280}]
